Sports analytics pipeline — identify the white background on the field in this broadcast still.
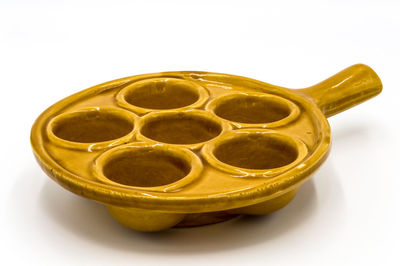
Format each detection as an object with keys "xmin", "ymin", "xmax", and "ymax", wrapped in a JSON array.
[{"xmin": 1, "ymin": 0, "xmax": 399, "ymax": 265}]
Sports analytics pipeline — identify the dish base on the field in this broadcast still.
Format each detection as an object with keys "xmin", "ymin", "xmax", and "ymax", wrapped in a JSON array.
[{"xmin": 174, "ymin": 212, "xmax": 239, "ymax": 228}]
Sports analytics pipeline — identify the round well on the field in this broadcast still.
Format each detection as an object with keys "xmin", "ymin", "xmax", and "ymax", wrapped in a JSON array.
[
  {"xmin": 213, "ymin": 133, "xmax": 298, "ymax": 169},
  {"xmin": 139, "ymin": 111, "xmax": 224, "ymax": 146},
  {"xmin": 207, "ymin": 93, "xmax": 299, "ymax": 127},
  {"xmin": 94, "ymin": 143, "xmax": 203, "ymax": 191},
  {"xmin": 117, "ymin": 78, "xmax": 209, "ymax": 114},
  {"xmin": 201, "ymin": 129, "xmax": 308, "ymax": 176},
  {"xmin": 48, "ymin": 107, "xmax": 136, "ymax": 150},
  {"xmin": 103, "ymin": 149, "xmax": 190, "ymax": 187}
]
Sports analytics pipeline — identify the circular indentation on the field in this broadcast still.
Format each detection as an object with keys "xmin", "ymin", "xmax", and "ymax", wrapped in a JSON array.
[
  {"xmin": 215, "ymin": 96, "xmax": 289, "ymax": 123},
  {"xmin": 47, "ymin": 107, "xmax": 137, "ymax": 151},
  {"xmin": 52, "ymin": 110, "xmax": 132, "ymax": 142},
  {"xmin": 94, "ymin": 143, "xmax": 203, "ymax": 192},
  {"xmin": 202, "ymin": 129, "xmax": 308, "ymax": 176},
  {"xmin": 104, "ymin": 150, "xmax": 189, "ymax": 187},
  {"xmin": 138, "ymin": 110, "xmax": 228, "ymax": 150},
  {"xmin": 206, "ymin": 93, "xmax": 300, "ymax": 128},
  {"xmin": 116, "ymin": 78, "xmax": 209, "ymax": 114},
  {"xmin": 214, "ymin": 135, "xmax": 297, "ymax": 169}
]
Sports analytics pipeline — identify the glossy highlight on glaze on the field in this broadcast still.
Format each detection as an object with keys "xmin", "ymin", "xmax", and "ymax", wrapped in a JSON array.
[{"xmin": 31, "ymin": 64, "xmax": 382, "ymax": 232}]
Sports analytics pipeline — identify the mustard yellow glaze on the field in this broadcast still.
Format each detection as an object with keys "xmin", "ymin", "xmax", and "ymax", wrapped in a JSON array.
[{"xmin": 31, "ymin": 64, "xmax": 382, "ymax": 231}]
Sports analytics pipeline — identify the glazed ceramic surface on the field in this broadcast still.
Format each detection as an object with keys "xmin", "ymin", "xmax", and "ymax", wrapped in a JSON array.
[{"xmin": 31, "ymin": 64, "xmax": 382, "ymax": 231}]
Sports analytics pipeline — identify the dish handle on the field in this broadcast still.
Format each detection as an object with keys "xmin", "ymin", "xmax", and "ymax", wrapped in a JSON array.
[{"xmin": 297, "ymin": 64, "xmax": 382, "ymax": 117}]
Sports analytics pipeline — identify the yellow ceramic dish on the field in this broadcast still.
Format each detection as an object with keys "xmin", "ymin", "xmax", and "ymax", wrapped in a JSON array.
[{"xmin": 31, "ymin": 64, "xmax": 382, "ymax": 231}]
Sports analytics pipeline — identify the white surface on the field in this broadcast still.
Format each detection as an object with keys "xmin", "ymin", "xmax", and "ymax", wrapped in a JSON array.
[{"xmin": 1, "ymin": 0, "xmax": 399, "ymax": 265}]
